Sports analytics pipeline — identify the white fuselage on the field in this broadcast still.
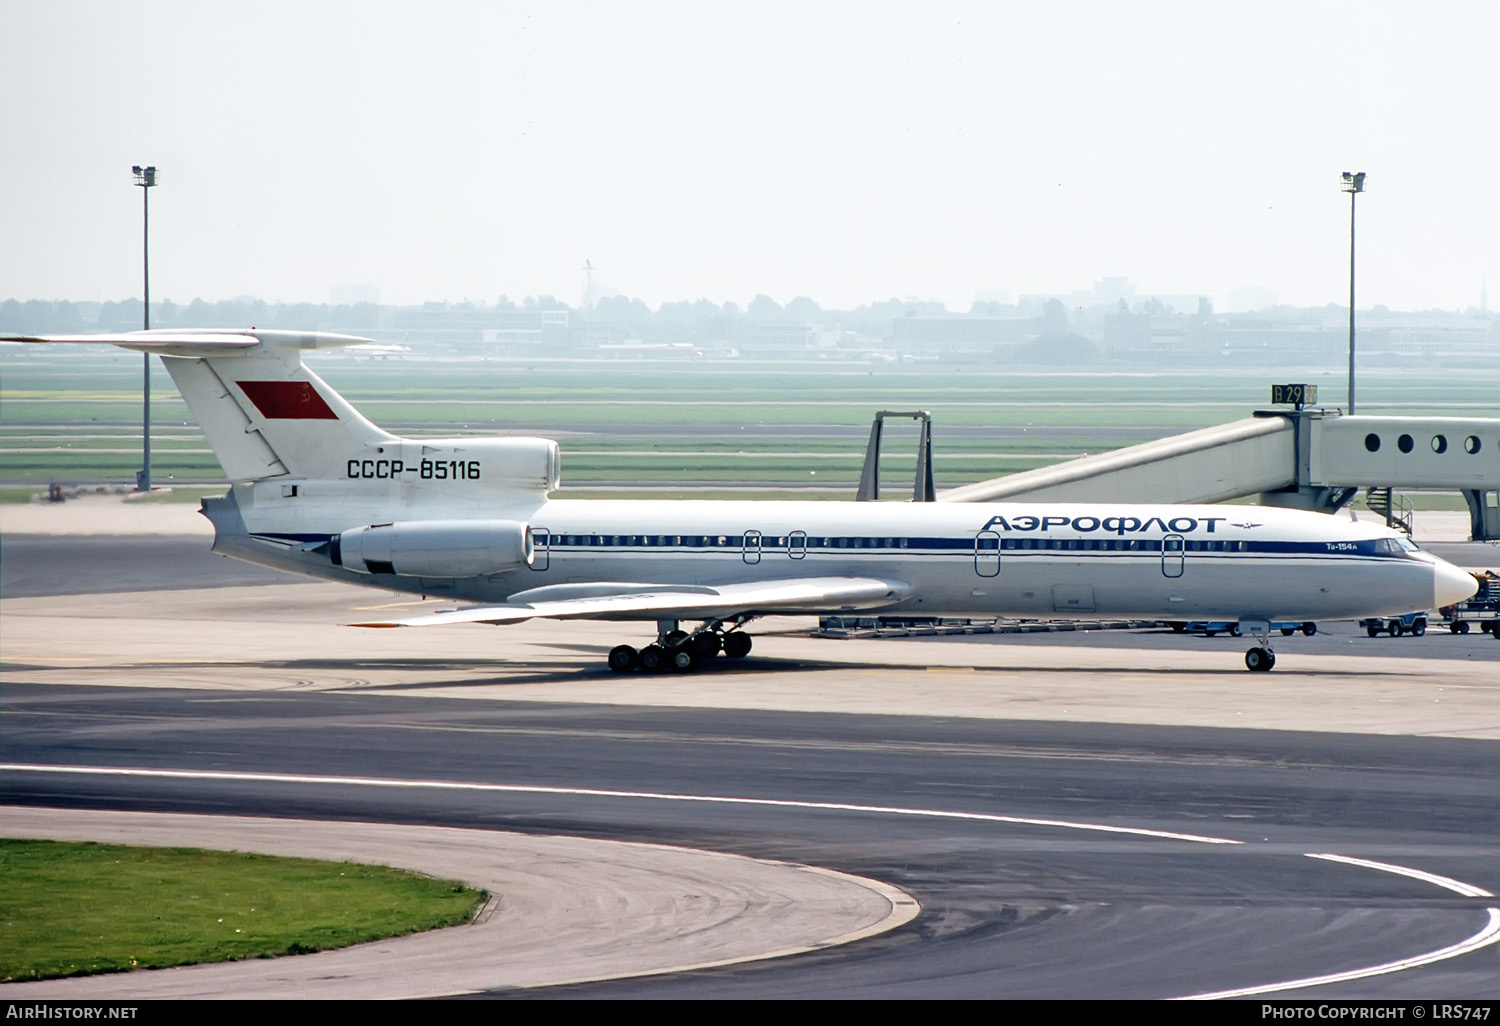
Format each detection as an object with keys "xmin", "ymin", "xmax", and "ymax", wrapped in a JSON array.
[{"xmin": 215, "ymin": 491, "xmax": 1459, "ymax": 624}]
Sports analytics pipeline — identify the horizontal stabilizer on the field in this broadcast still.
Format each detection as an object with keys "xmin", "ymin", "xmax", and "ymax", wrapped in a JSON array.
[
  {"xmin": 6, "ymin": 328, "xmax": 392, "ymax": 480},
  {"xmin": 351, "ymin": 576, "xmax": 910, "ymax": 627},
  {"xmin": 1, "ymin": 329, "xmax": 374, "ymax": 356}
]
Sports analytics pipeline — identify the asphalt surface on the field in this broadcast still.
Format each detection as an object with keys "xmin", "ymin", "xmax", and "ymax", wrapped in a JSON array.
[
  {"xmin": 1, "ymin": 533, "xmax": 301, "ymax": 596},
  {"xmin": 4, "ymin": 686, "xmax": 1498, "ymax": 999}
]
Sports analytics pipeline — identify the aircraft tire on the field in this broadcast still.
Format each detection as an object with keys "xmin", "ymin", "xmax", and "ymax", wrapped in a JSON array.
[
  {"xmin": 668, "ymin": 645, "xmax": 698, "ymax": 673},
  {"xmin": 608, "ymin": 645, "xmax": 638, "ymax": 673},
  {"xmin": 691, "ymin": 634, "xmax": 722, "ymax": 660},
  {"xmin": 1244, "ymin": 647, "xmax": 1274, "ymax": 672},
  {"xmin": 639, "ymin": 645, "xmax": 667, "ymax": 673},
  {"xmin": 722, "ymin": 632, "xmax": 752, "ymax": 659}
]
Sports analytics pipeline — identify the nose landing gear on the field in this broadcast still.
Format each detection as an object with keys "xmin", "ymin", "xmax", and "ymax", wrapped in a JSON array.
[
  {"xmin": 607, "ymin": 618, "xmax": 756, "ymax": 674},
  {"xmin": 1242, "ymin": 621, "xmax": 1277, "ymax": 672}
]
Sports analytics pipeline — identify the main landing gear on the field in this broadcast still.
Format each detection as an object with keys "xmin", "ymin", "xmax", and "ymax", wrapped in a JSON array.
[{"xmin": 608, "ymin": 618, "xmax": 755, "ymax": 674}]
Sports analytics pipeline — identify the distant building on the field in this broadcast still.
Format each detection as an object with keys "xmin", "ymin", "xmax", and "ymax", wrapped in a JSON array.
[
  {"xmin": 387, "ymin": 304, "xmax": 570, "ymax": 353},
  {"xmin": 1022, "ymin": 277, "xmax": 1209, "ymax": 316},
  {"xmin": 890, "ymin": 315, "xmax": 1039, "ymax": 357},
  {"xmin": 739, "ymin": 321, "xmax": 819, "ymax": 353}
]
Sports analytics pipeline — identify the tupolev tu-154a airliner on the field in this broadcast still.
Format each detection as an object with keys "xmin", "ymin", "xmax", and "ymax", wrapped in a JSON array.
[{"xmin": 7, "ymin": 329, "xmax": 1478, "ymax": 672}]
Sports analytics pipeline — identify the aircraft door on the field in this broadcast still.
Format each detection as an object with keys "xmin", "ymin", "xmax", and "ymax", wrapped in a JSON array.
[
  {"xmin": 743, "ymin": 530, "xmax": 762, "ymax": 564},
  {"xmin": 530, "ymin": 528, "xmax": 550, "ymax": 571},
  {"xmin": 974, "ymin": 530, "xmax": 1001, "ymax": 577},
  {"xmin": 1161, "ymin": 533, "xmax": 1185, "ymax": 578},
  {"xmin": 789, "ymin": 531, "xmax": 807, "ymax": 559}
]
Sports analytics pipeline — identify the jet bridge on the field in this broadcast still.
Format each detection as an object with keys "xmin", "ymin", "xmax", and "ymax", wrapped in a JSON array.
[
  {"xmin": 938, "ymin": 415, "xmax": 1301, "ymax": 506},
  {"xmin": 926, "ymin": 408, "xmax": 1500, "ymax": 540}
]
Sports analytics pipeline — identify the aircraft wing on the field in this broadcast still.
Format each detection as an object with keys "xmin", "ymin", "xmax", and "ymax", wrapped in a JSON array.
[{"xmin": 351, "ymin": 576, "xmax": 910, "ymax": 627}]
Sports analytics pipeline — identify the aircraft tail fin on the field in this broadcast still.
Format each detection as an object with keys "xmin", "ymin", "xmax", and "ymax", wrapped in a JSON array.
[{"xmin": 4, "ymin": 329, "xmax": 394, "ymax": 481}]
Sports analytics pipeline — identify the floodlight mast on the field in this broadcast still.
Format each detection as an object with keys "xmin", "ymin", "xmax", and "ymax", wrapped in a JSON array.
[
  {"xmin": 1340, "ymin": 171, "xmax": 1365, "ymax": 415},
  {"xmin": 132, "ymin": 165, "xmax": 157, "ymax": 491}
]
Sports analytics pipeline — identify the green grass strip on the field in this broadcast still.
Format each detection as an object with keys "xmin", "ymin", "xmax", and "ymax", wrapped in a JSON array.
[{"xmin": 0, "ymin": 838, "xmax": 486, "ymax": 982}]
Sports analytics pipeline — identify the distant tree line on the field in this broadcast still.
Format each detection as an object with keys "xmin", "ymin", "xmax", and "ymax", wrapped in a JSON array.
[{"xmin": 3, "ymin": 293, "xmax": 1487, "ymax": 354}]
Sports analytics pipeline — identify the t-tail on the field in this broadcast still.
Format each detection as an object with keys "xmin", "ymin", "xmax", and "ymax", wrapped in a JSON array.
[{"xmin": 3, "ymin": 329, "xmax": 560, "ymax": 574}]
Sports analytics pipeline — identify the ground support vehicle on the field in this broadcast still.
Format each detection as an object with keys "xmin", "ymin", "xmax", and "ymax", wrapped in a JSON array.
[
  {"xmin": 1360, "ymin": 612, "xmax": 1429, "ymax": 637},
  {"xmin": 1171, "ymin": 621, "xmax": 1316, "ymax": 637}
]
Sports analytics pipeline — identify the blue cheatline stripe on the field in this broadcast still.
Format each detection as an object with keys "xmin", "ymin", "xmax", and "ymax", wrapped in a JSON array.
[
  {"xmin": 255, "ymin": 532, "xmax": 1417, "ymax": 561},
  {"xmin": 526, "ymin": 534, "xmax": 1414, "ymax": 558}
]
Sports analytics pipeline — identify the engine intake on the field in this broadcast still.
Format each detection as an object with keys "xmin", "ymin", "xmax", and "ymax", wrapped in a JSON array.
[{"xmin": 336, "ymin": 519, "xmax": 533, "ymax": 577}]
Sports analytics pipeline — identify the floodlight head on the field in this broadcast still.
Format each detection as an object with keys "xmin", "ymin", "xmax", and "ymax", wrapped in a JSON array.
[
  {"xmin": 132, "ymin": 165, "xmax": 157, "ymax": 187},
  {"xmin": 1340, "ymin": 170, "xmax": 1366, "ymax": 193}
]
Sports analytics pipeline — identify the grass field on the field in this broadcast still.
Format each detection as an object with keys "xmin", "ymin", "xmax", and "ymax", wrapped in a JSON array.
[{"xmin": 0, "ymin": 838, "xmax": 485, "ymax": 983}]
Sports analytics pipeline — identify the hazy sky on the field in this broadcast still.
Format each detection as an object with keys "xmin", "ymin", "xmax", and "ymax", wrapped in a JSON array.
[{"xmin": 2, "ymin": 1, "xmax": 1495, "ymax": 312}]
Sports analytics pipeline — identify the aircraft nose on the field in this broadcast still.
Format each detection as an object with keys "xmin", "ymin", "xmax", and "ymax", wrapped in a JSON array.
[{"xmin": 1433, "ymin": 559, "xmax": 1479, "ymax": 610}]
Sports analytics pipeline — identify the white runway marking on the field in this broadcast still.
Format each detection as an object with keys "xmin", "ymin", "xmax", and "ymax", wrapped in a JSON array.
[
  {"xmin": 0, "ymin": 762, "xmax": 1240, "ymax": 845},
  {"xmin": 1180, "ymin": 908, "xmax": 1500, "ymax": 1000},
  {"xmin": 1306, "ymin": 852, "xmax": 1494, "ymax": 898},
  {"xmin": 1179, "ymin": 853, "xmax": 1500, "ymax": 998}
]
